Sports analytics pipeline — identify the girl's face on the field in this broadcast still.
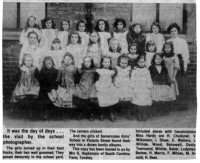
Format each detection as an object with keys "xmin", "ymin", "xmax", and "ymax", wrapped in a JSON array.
[
  {"xmin": 52, "ymin": 42, "xmax": 61, "ymax": 50},
  {"xmin": 137, "ymin": 57, "xmax": 145, "ymax": 68},
  {"xmin": 129, "ymin": 46, "xmax": 137, "ymax": 54},
  {"xmin": 152, "ymin": 25, "xmax": 159, "ymax": 34},
  {"xmin": 83, "ymin": 57, "xmax": 91, "ymax": 69},
  {"xmin": 120, "ymin": 58, "xmax": 128, "ymax": 69},
  {"xmin": 155, "ymin": 55, "xmax": 163, "ymax": 65},
  {"xmin": 24, "ymin": 56, "xmax": 33, "ymax": 67},
  {"xmin": 117, "ymin": 22, "xmax": 124, "ymax": 30},
  {"xmin": 164, "ymin": 44, "xmax": 172, "ymax": 54},
  {"xmin": 45, "ymin": 60, "xmax": 53, "ymax": 69},
  {"xmin": 170, "ymin": 27, "xmax": 178, "ymax": 38},
  {"xmin": 90, "ymin": 32, "xmax": 99, "ymax": 43},
  {"xmin": 45, "ymin": 20, "xmax": 52, "ymax": 29},
  {"xmin": 78, "ymin": 23, "xmax": 86, "ymax": 32},
  {"xmin": 148, "ymin": 44, "xmax": 156, "ymax": 52},
  {"xmin": 62, "ymin": 21, "xmax": 69, "ymax": 31},
  {"xmin": 28, "ymin": 33, "xmax": 38, "ymax": 45},
  {"xmin": 110, "ymin": 40, "xmax": 118, "ymax": 51},
  {"xmin": 64, "ymin": 56, "xmax": 73, "ymax": 66},
  {"xmin": 102, "ymin": 58, "xmax": 111, "ymax": 69},
  {"xmin": 28, "ymin": 17, "xmax": 36, "ymax": 27},
  {"xmin": 71, "ymin": 34, "xmax": 79, "ymax": 44},
  {"xmin": 134, "ymin": 25, "xmax": 142, "ymax": 34},
  {"xmin": 98, "ymin": 21, "xmax": 105, "ymax": 31}
]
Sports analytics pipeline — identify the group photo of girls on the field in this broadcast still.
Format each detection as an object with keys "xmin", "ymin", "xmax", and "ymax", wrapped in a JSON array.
[{"xmin": 9, "ymin": 12, "xmax": 191, "ymax": 123}]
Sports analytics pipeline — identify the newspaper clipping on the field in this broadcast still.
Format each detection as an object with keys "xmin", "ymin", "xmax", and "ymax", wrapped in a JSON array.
[{"xmin": 2, "ymin": 0, "xmax": 197, "ymax": 160}]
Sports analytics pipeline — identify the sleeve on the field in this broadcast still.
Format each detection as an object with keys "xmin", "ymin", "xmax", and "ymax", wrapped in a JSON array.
[
  {"xmin": 15, "ymin": 67, "xmax": 22, "ymax": 83},
  {"xmin": 19, "ymin": 47, "xmax": 25, "ymax": 65},
  {"xmin": 182, "ymin": 39, "xmax": 190, "ymax": 70},
  {"xmin": 53, "ymin": 69, "xmax": 59, "ymax": 90},
  {"xmin": 126, "ymin": 33, "xmax": 131, "ymax": 47},
  {"xmin": 174, "ymin": 55, "xmax": 180, "ymax": 70},
  {"xmin": 19, "ymin": 30, "xmax": 26, "ymax": 45},
  {"xmin": 146, "ymin": 70, "xmax": 153, "ymax": 88},
  {"xmin": 56, "ymin": 69, "xmax": 62, "ymax": 85}
]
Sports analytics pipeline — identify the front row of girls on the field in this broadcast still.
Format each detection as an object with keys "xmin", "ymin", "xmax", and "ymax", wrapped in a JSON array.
[{"xmin": 11, "ymin": 40, "xmax": 179, "ymax": 121}]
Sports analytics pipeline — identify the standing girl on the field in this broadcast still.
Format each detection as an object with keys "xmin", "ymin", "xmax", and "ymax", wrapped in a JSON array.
[
  {"xmin": 87, "ymin": 30, "xmax": 104, "ymax": 67},
  {"xmin": 76, "ymin": 19, "xmax": 90, "ymax": 50},
  {"xmin": 38, "ymin": 56, "xmax": 58, "ymax": 119},
  {"xmin": 163, "ymin": 41, "xmax": 180, "ymax": 98},
  {"xmin": 40, "ymin": 17, "xmax": 57, "ymax": 50},
  {"xmin": 48, "ymin": 53, "xmax": 77, "ymax": 108},
  {"xmin": 95, "ymin": 19, "xmax": 111, "ymax": 53},
  {"xmin": 58, "ymin": 19, "xmax": 71, "ymax": 50},
  {"xmin": 131, "ymin": 55, "xmax": 153, "ymax": 121},
  {"xmin": 66, "ymin": 31, "xmax": 84, "ymax": 68},
  {"xmin": 95, "ymin": 57, "xmax": 119, "ymax": 122},
  {"xmin": 11, "ymin": 54, "xmax": 40, "ymax": 118},
  {"xmin": 73, "ymin": 56, "xmax": 97, "ymax": 121},
  {"xmin": 127, "ymin": 43, "xmax": 139, "ymax": 69},
  {"xmin": 47, "ymin": 38, "xmax": 64, "ymax": 69},
  {"xmin": 19, "ymin": 15, "xmax": 41, "ymax": 47},
  {"xmin": 107, "ymin": 38, "xmax": 122, "ymax": 68},
  {"xmin": 127, "ymin": 23, "xmax": 146, "ymax": 54},
  {"xmin": 112, "ymin": 18, "xmax": 128, "ymax": 54},
  {"xmin": 114, "ymin": 55, "xmax": 132, "ymax": 119},
  {"xmin": 19, "ymin": 31, "xmax": 43, "ymax": 70},
  {"xmin": 146, "ymin": 22, "xmax": 165, "ymax": 53},
  {"xmin": 167, "ymin": 23, "xmax": 190, "ymax": 110},
  {"xmin": 149, "ymin": 53, "xmax": 176, "ymax": 116},
  {"xmin": 145, "ymin": 40, "xmax": 157, "ymax": 68}
]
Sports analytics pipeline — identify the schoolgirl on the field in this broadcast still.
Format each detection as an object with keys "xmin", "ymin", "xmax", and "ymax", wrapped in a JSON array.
[
  {"xmin": 127, "ymin": 23, "xmax": 146, "ymax": 54},
  {"xmin": 112, "ymin": 18, "xmax": 128, "ymax": 53},
  {"xmin": 146, "ymin": 22, "xmax": 165, "ymax": 53},
  {"xmin": 127, "ymin": 43, "xmax": 139, "ymax": 69},
  {"xmin": 145, "ymin": 40, "xmax": 157, "ymax": 68}
]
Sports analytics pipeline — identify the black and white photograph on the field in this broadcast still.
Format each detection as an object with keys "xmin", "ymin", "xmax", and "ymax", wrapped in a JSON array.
[{"xmin": 2, "ymin": 1, "xmax": 197, "ymax": 129}]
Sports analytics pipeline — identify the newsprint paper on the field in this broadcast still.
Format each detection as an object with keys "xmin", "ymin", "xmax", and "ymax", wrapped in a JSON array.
[{"xmin": 1, "ymin": 0, "xmax": 198, "ymax": 160}]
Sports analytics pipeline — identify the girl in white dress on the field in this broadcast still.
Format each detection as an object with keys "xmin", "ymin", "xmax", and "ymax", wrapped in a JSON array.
[
  {"xmin": 112, "ymin": 18, "xmax": 128, "ymax": 54},
  {"xmin": 19, "ymin": 15, "xmax": 41, "ymax": 47},
  {"xmin": 95, "ymin": 56, "xmax": 118, "ymax": 121},
  {"xmin": 95, "ymin": 19, "xmax": 111, "ymax": 54},
  {"xmin": 127, "ymin": 43, "xmax": 139, "ymax": 70},
  {"xmin": 57, "ymin": 19, "xmax": 71, "ymax": 50},
  {"xmin": 114, "ymin": 55, "xmax": 132, "ymax": 119},
  {"xmin": 40, "ymin": 17, "xmax": 57, "ymax": 50},
  {"xmin": 145, "ymin": 40, "xmax": 157, "ymax": 68},
  {"xmin": 66, "ymin": 31, "xmax": 84, "ymax": 68},
  {"xmin": 76, "ymin": 19, "xmax": 89, "ymax": 52},
  {"xmin": 146, "ymin": 22, "xmax": 165, "ymax": 53},
  {"xmin": 131, "ymin": 55, "xmax": 153, "ymax": 121},
  {"xmin": 19, "ymin": 31, "xmax": 43, "ymax": 70},
  {"xmin": 106, "ymin": 38, "xmax": 122, "ymax": 68},
  {"xmin": 47, "ymin": 38, "xmax": 65, "ymax": 69},
  {"xmin": 87, "ymin": 30, "xmax": 104, "ymax": 67}
]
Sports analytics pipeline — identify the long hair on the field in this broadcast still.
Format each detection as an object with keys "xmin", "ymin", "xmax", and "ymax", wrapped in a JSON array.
[
  {"xmin": 162, "ymin": 41, "xmax": 174, "ymax": 57},
  {"xmin": 95, "ymin": 19, "xmax": 110, "ymax": 32},
  {"xmin": 146, "ymin": 40, "xmax": 157, "ymax": 52},
  {"xmin": 24, "ymin": 15, "xmax": 40, "ymax": 31},
  {"xmin": 117, "ymin": 54, "xmax": 129, "ymax": 67},
  {"xmin": 151, "ymin": 53, "xmax": 165, "ymax": 68},
  {"xmin": 62, "ymin": 52, "xmax": 75, "ymax": 65},
  {"xmin": 113, "ymin": 18, "xmax": 126, "ymax": 29},
  {"xmin": 68, "ymin": 30, "xmax": 82, "ymax": 45},
  {"xmin": 128, "ymin": 43, "xmax": 138, "ymax": 53},
  {"xmin": 129, "ymin": 23, "xmax": 143, "ymax": 35},
  {"xmin": 59, "ymin": 19, "xmax": 71, "ymax": 31},
  {"xmin": 150, "ymin": 22, "xmax": 161, "ymax": 33},
  {"xmin": 51, "ymin": 37, "xmax": 62, "ymax": 50},
  {"xmin": 21, "ymin": 53, "xmax": 33, "ymax": 67},
  {"xmin": 41, "ymin": 17, "xmax": 56, "ymax": 29},
  {"xmin": 42, "ymin": 56, "xmax": 55, "ymax": 69},
  {"xmin": 88, "ymin": 30, "xmax": 101, "ymax": 47},
  {"xmin": 81, "ymin": 56, "xmax": 95, "ymax": 70},
  {"xmin": 76, "ymin": 19, "xmax": 87, "ymax": 31},
  {"xmin": 99, "ymin": 56, "xmax": 112, "ymax": 70},
  {"xmin": 108, "ymin": 38, "xmax": 122, "ymax": 53}
]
